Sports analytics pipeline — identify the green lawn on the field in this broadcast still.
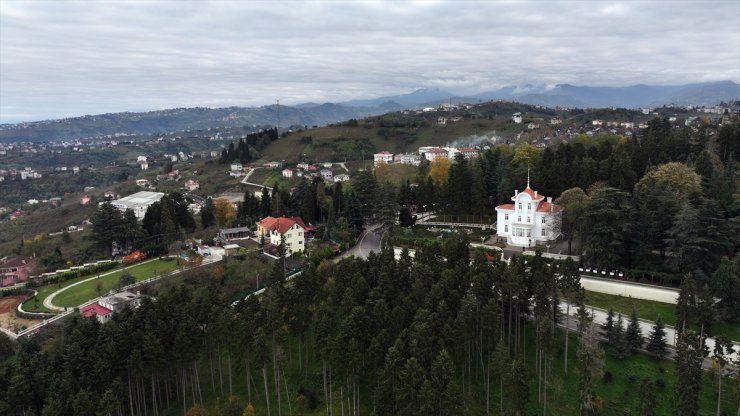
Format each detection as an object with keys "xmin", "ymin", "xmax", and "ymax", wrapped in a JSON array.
[
  {"xmin": 584, "ymin": 290, "xmax": 740, "ymax": 342},
  {"xmin": 52, "ymin": 258, "xmax": 178, "ymax": 308}
]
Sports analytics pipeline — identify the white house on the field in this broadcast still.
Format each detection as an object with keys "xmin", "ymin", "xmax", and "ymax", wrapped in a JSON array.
[
  {"xmin": 256, "ymin": 216, "xmax": 308, "ymax": 255},
  {"xmin": 108, "ymin": 191, "xmax": 164, "ymax": 219},
  {"xmin": 230, "ymin": 162, "xmax": 243, "ymax": 172},
  {"xmin": 398, "ymin": 154, "xmax": 421, "ymax": 166},
  {"xmin": 140, "ymin": 162, "xmax": 149, "ymax": 171},
  {"xmin": 137, "ymin": 156, "xmax": 147, "ymax": 164},
  {"xmin": 184, "ymin": 179, "xmax": 200, "ymax": 191},
  {"xmin": 320, "ymin": 169, "xmax": 333, "ymax": 180},
  {"xmin": 423, "ymin": 147, "xmax": 449, "ymax": 161},
  {"xmin": 334, "ymin": 173, "xmax": 350, "ymax": 182},
  {"xmin": 495, "ymin": 181, "xmax": 562, "ymax": 247},
  {"xmin": 374, "ymin": 151, "xmax": 394, "ymax": 166},
  {"xmin": 282, "ymin": 168, "xmax": 293, "ymax": 178},
  {"xmin": 512, "ymin": 112, "xmax": 523, "ymax": 124}
]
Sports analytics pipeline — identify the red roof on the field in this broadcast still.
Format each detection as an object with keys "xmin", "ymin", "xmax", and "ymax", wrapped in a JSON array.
[
  {"xmin": 258, "ymin": 216, "xmax": 307, "ymax": 234},
  {"xmin": 536, "ymin": 201, "xmax": 562, "ymax": 213},
  {"xmin": 81, "ymin": 304, "xmax": 112, "ymax": 318},
  {"xmin": 495, "ymin": 204, "xmax": 515, "ymax": 210},
  {"xmin": 521, "ymin": 187, "xmax": 543, "ymax": 200}
]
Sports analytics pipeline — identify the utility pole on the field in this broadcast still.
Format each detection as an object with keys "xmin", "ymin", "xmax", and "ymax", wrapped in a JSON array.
[{"xmin": 276, "ymin": 99, "xmax": 280, "ymax": 132}]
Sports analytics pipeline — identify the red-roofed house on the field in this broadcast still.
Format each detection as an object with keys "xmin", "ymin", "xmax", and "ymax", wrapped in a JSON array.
[
  {"xmin": 80, "ymin": 303, "xmax": 114, "ymax": 323},
  {"xmin": 0, "ymin": 256, "xmax": 36, "ymax": 286},
  {"xmin": 494, "ymin": 181, "xmax": 562, "ymax": 247},
  {"xmin": 256, "ymin": 216, "xmax": 308, "ymax": 255}
]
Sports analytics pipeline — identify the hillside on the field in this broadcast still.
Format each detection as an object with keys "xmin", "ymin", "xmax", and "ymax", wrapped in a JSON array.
[
  {"xmin": 0, "ymin": 103, "xmax": 401, "ymax": 143},
  {"xmin": 2, "ymin": 81, "xmax": 736, "ymax": 144}
]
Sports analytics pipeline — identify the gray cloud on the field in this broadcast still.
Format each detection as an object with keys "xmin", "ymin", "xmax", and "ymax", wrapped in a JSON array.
[{"xmin": 1, "ymin": 0, "xmax": 738, "ymax": 123}]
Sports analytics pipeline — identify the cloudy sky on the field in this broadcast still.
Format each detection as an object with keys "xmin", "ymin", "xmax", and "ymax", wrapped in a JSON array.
[{"xmin": 1, "ymin": 0, "xmax": 739, "ymax": 123}]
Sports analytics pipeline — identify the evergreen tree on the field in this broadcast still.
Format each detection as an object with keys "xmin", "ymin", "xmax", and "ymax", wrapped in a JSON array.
[
  {"xmin": 626, "ymin": 307, "xmax": 643, "ymax": 353},
  {"xmin": 577, "ymin": 320, "xmax": 604, "ymax": 416},
  {"xmin": 602, "ymin": 308, "xmax": 615, "ymax": 342},
  {"xmin": 611, "ymin": 314, "xmax": 629, "ymax": 358},
  {"xmin": 674, "ymin": 330, "xmax": 703, "ymax": 416},
  {"xmin": 200, "ymin": 197, "xmax": 216, "ymax": 228},
  {"xmin": 646, "ymin": 317, "xmax": 668, "ymax": 359}
]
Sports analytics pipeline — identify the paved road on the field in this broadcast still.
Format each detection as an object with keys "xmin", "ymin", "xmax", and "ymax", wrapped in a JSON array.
[
  {"xmin": 559, "ymin": 301, "xmax": 739, "ymax": 368},
  {"xmin": 339, "ymin": 223, "xmax": 383, "ymax": 260}
]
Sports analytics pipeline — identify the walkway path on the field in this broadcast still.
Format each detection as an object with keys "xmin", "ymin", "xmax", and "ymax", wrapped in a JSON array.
[
  {"xmin": 559, "ymin": 300, "xmax": 740, "ymax": 365},
  {"xmin": 43, "ymin": 258, "xmax": 160, "ymax": 312}
]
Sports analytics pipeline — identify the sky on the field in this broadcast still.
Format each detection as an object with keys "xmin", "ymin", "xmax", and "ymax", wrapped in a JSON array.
[{"xmin": 1, "ymin": 0, "xmax": 739, "ymax": 123}]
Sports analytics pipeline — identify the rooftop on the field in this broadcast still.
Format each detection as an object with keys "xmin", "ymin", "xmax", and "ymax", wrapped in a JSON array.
[{"xmin": 112, "ymin": 191, "xmax": 164, "ymax": 207}]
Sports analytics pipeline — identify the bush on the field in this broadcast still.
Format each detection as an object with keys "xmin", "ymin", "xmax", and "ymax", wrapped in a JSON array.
[
  {"xmin": 655, "ymin": 378, "xmax": 666, "ymax": 389},
  {"xmin": 602, "ymin": 371, "xmax": 614, "ymax": 383}
]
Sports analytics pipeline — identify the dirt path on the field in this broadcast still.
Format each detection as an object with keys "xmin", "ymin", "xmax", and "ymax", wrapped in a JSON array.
[{"xmin": 0, "ymin": 296, "xmax": 40, "ymax": 334}]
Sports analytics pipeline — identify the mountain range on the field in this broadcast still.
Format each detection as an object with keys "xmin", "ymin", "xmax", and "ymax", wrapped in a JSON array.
[{"xmin": 1, "ymin": 81, "xmax": 737, "ymax": 143}]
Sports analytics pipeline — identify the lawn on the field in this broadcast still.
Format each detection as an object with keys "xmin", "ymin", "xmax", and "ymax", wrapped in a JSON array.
[
  {"xmin": 584, "ymin": 290, "xmax": 740, "ymax": 342},
  {"xmin": 52, "ymin": 258, "xmax": 178, "ymax": 308}
]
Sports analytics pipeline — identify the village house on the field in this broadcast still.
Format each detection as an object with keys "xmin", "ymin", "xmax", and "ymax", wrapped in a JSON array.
[
  {"xmin": 457, "ymin": 148, "xmax": 479, "ymax": 159},
  {"xmin": 0, "ymin": 256, "xmax": 37, "ymax": 287},
  {"xmin": 256, "ymin": 216, "xmax": 309, "ymax": 255},
  {"xmin": 374, "ymin": 151, "xmax": 394, "ymax": 166},
  {"xmin": 230, "ymin": 162, "xmax": 243, "ymax": 172},
  {"xmin": 184, "ymin": 179, "xmax": 200, "ymax": 191},
  {"xmin": 397, "ymin": 153, "xmax": 421, "ymax": 166},
  {"xmin": 264, "ymin": 161, "xmax": 280, "ymax": 168},
  {"xmin": 282, "ymin": 168, "xmax": 293, "ymax": 178},
  {"xmin": 495, "ymin": 179, "xmax": 562, "ymax": 247},
  {"xmin": 423, "ymin": 147, "xmax": 449, "ymax": 162},
  {"xmin": 135, "ymin": 179, "xmax": 150, "ymax": 187},
  {"xmin": 297, "ymin": 163, "xmax": 309, "ymax": 170},
  {"xmin": 320, "ymin": 169, "xmax": 333, "ymax": 181},
  {"xmin": 80, "ymin": 291, "xmax": 144, "ymax": 324},
  {"xmin": 512, "ymin": 112, "xmax": 523, "ymax": 124}
]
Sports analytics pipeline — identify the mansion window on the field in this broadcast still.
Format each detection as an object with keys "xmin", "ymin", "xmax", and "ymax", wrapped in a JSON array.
[
  {"xmin": 527, "ymin": 216, "xmax": 531, "ymax": 223},
  {"xmin": 504, "ymin": 214, "xmax": 509, "ymax": 221},
  {"xmin": 541, "ymin": 229, "xmax": 546, "ymax": 237},
  {"xmin": 518, "ymin": 203, "xmax": 522, "ymax": 210},
  {"xmin": 504, "ymin": 225, "xmax": 508, "ymax": 233},
  {"xmin": 527, "ymin": 203, "xmax": 531, "ymax": 211},
  {"xmin": 517, "ymin": 216, "xmax": 521, "ymax": 222},
  {"xmin": 541, "ymin": 217, "xmax": 546, "ymax": 224}
]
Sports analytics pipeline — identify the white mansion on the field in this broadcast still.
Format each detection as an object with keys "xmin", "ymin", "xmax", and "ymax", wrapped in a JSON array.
[{"xmin": 495, "ymin": 181, "xmax": 562, "ymax": 247}]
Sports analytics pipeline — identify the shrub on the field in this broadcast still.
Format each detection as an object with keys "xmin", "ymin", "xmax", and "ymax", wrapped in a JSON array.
[{"xmin": 602, "ymin": 371, "xmax": 614, "ymax": 383}]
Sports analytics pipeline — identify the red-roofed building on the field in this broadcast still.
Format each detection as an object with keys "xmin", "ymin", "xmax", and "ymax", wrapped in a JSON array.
[
  {"xmin": 495, "ymin": 181, "xmax": 562, "ymax": 247},
  {"xmin": 0, "ymin": 256, "xmax": 36, "ymax": 287},
  {"xmin": 80, "ymin": 304, "xmax": 113, "ymax": 323},
  {"xmin": 256, "ymin": 216, "xmax": 308, "ymax": 255}
]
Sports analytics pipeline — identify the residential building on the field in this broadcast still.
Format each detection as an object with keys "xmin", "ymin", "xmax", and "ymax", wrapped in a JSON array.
[
  {"xmin": 184, "ymin": 179, "xmax": 200, "ymax": 191},
  {"xmin": 374, "ymin": 151, "xmax": 394, "ymax": 166},
  {"xmin": 135, "ymin": 179, "xmax": 150, "ymax": 187},
  {"xmin": 256, "ymin": 216, "xmax": 308, "ymax": 255},
  {"xmin": 457, "ymin": 148, "xmax": 479, "ymax": 159},
  {"xmin": 495, "ymin": 181, "xmax": 562, "ymax": 247},
  {"xmin": 0, "ymin": 256, "xmax": 36, "ymax": 287},
  {"xmin": 219, "ymin": 226, "xmax": 252, "ymax": 242},
  {"xmin": 320, "ymin": 169, "xmax": 333, "ymax": 180},
  {"xmin": 81, "ymin": 291, "xmax": 144, "ymax": 323},
  {"xmin": 140, "ymin": 162, "xmax": 148, "ymax": 171},
  {"xmin": 230, "ymin": 162, "xmax": 243, "ymax": 172},
  {"xmin": 265, "ymin": 161, "xmax": 280, "ymax": 168},
  {"xmin": 282, "ymin": 168, "xmax": 293, "ymax": 178},
  {"xmin": 334, "ymin": 173, "xmax": 350, "ymax": 182},
  {"xmin": 398, "ymin": 153, "xmax": 421, "ymax": 166},
  {"xmin": 512, "ymin": 112, "xmax": 522, "ymax": 124},
  {"xmin": 423, "ymin": 147, "xmax": 449, "ymax": 162},
  {"xmin": 108, "ymin": 191, "xmax": 165, "ymax": 219}
]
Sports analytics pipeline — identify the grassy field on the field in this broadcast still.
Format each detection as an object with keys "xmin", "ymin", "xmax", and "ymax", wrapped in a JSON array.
[
  {"xmin": 52, "ymin": 258, "xmax": 178, "ymax": 308},
  {"xmin": 258, "ymin": 118, "xmax": 508, "ymax": 164},
  {"xmin": 583, "ymin": 290, "xmax": 740, "ymax": 342}
]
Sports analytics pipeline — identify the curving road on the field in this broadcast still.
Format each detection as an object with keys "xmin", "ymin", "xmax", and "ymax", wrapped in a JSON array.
[{"xmin": 338, "ymin": 223, "xmax": 383, "ymax": 260}]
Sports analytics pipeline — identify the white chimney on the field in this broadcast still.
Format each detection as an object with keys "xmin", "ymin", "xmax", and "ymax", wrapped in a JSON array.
[
  {"xmin": 515, "ymin": 190, "xmax": 518, "ymax": 196},
  {"xmin": 535, "ymin": 191, "xmax": 538, "ymax": 198},
  {"xmin": 547, "ymin": 197, "xmax": 552, "ymax": 203}
]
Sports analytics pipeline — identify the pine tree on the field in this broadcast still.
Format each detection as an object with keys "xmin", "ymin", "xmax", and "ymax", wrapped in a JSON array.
[
  {"xmin": 201, "ymin": 197, "xmax": 216, "ymax": 228},
  {"xmin": 674, "ymin": 330, "xmax": 703, "ymax": 416},
  {"xmin": 626, "ymin": 307, "xmax": 643, "ymax": 353},
  {"xmin": 602, "ymin": 308, "xmax": 615, "ymax": 342},
  {"xmin": 611, "ymin": 314, "xmax": 629, "ymax": 359},
  {"xmin": 646, "ymin": 317, "xmax": 668, "ymax": 359}
]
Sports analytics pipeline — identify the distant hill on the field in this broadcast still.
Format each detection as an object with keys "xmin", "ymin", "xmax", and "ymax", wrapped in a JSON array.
[
  {"xmin": 0, "ymin": 103, "xmax": 401, "ymax": 143},
  {"xmin": 472, "ymin": 80, "xmax": 740, "ymax": 108},
  {"xmin": 1, "ymin": 81, "xmax": 736, "ymax": 143}
]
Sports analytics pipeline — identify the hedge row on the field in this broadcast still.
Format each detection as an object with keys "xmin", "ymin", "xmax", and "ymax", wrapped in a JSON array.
[{"xmin": 26, "ymin": 261, "xmax": 118, "ymax": 288}]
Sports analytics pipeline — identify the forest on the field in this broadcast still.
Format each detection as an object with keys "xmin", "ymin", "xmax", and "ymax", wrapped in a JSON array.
[{"xmin": 0, "ymin": 240, "xmax": 737, "ymax": 415}]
